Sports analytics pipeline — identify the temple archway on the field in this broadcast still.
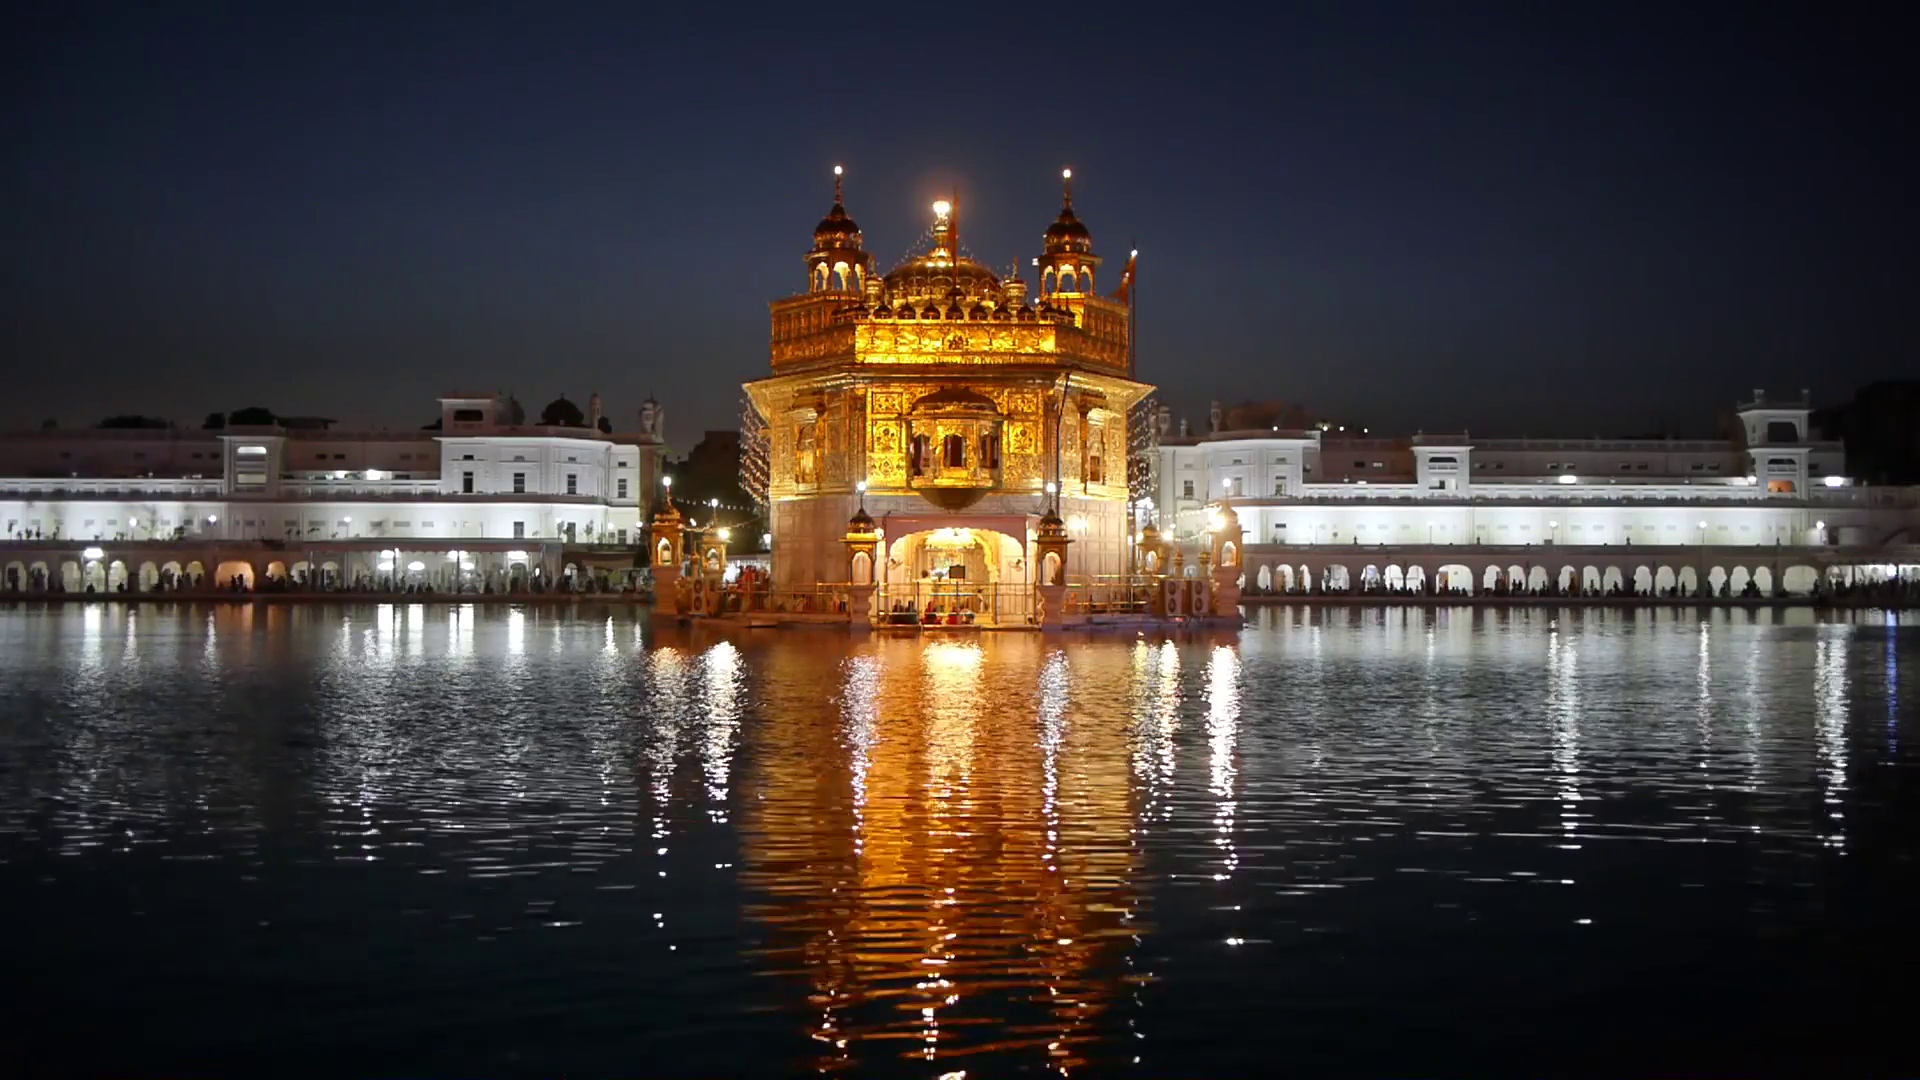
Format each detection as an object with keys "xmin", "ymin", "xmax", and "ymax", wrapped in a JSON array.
[
  {"xmin": 883, "ymin": 527, "xmax": 1026, "ymax": 625},
  {"xmin": 213, "ymin": 560, "xmax": 253, "ymax": 590}
]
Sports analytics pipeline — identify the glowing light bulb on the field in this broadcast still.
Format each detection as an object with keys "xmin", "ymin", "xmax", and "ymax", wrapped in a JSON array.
[
  {"xmin": 932, "ymin": 199, "xmax": 951, "ymax": 218},
  {"xmin": 833, "ymin": 164, "xmax": 842, "ymax": 176},
  {"xmin": 1062, "ymin": 168, "xmax": 1072, "ymax": 180}
]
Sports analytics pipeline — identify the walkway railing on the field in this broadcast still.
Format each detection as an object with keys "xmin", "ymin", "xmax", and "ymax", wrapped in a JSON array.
[{"xmin": 877, "ymin": 581, "xmax": 1032, "ymax": 627}]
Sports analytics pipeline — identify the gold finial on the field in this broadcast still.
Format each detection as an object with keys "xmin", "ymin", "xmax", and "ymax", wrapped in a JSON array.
[
  {"xmin": 832, "ymin": 164, "xmax": 843, "ymax": 204},
  {"xmin": 1062, "ymin": 167, "xmax": 1073, "ymax": 208}
]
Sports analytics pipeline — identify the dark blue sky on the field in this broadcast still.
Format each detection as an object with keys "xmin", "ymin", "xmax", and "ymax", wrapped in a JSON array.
[{"xmin": 6, "ymin": 3, "xmax": 1911, "ymax": 443}]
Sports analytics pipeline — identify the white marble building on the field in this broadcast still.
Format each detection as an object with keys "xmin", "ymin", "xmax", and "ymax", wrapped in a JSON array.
[
  {"xmin": 1, "ymin": 392, "xmax": 669, "ymax": 592},
  {"xmin": 1150, "ymin": 390, "xmax": 1920, "ymax": 595}
]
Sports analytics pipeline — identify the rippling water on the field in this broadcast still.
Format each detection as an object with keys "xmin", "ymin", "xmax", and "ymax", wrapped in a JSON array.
[{"xmin": 1, "ymin": 603, "xmax": 1915, "ymax": 1075}]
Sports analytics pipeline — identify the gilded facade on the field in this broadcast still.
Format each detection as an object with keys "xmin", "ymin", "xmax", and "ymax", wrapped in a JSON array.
[{"xmin": 746, "ymin": 169, "xmax": 1153, "ymax": 621}]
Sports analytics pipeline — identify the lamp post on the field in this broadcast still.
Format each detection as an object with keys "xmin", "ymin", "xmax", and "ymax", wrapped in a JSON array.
[{"xmin": 1547, "ymin": 520, "xmax": 1557, "ymax": 545}]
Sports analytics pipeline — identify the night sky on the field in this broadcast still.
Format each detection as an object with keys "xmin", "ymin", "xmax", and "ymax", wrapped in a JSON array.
[{"xmin": 7, "ymin": 3, "xmax": 1911, "ymax": 445}]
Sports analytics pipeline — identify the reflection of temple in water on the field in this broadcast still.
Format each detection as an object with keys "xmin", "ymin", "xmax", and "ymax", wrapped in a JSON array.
[{"xmin": 738, "ymin": 636, "xmax": 1145, "ymax": 1072}]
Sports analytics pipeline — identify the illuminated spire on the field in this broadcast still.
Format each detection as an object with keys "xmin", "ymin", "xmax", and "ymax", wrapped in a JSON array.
[
  {"xmin": 833, "ymin": 164, "xmax": 843, "ymax": 205},
  {"xmin": 1062, "ymin": 167, "xmax": 1073, "ymax": 209}
]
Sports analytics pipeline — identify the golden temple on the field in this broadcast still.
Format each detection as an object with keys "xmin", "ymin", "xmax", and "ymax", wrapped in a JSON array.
[{"xmin": 744, "ymin": 168, "xmax": 1157, "ymax": 624}]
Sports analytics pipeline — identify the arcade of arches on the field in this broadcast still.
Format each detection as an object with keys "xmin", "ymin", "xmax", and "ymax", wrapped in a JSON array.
[{"xmin": 1237, "ymin": 546, "xmax": 1908, "ymax": 598}]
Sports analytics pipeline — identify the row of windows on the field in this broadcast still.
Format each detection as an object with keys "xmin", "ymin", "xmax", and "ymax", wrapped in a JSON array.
[
  {"xmin": 457, "ymin": 470, "xmax": 614, "ymax": 497},
  {"xmin": 907, "ymin": 434, "xmax": 1003, "ymax": 476}
]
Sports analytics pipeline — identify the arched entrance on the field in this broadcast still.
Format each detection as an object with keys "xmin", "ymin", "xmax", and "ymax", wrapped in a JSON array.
[{"xmin": 882, "ymin": 526, "xmax": 1026, "ymax": 626}]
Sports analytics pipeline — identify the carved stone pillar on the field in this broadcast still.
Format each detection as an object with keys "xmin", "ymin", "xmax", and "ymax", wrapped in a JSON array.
[
  {"xmin": 1208, "ymin": 501, "xmax": 1244, "ymax": 621},
  {"xmin": 843, "ymin": 502, "xmax": 879, "ymax": 629},
  {"xmin": 649, "ymin": 502, "xmax": 685, "ymax": 615},
  {"xmin": 1033, "ymin": 507, "xmax": 1071, "ymax": 628}
]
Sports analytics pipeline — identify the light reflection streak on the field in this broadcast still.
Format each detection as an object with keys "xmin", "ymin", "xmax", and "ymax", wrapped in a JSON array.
[
  {"xmin": 80, "ymin": 604, "xmax": 104, "ymax": 672},
  {"xmin": 407, "ymin": 604, "xmax": 425, "ymax": 656},
  {"xmin": 1039, "ymin": 649, "xmax": 1069, "ymax": 882},
  {"xmin": 1814, "ymin": 625, "xmax": 1850, "ymax": 852},
  {"xmin": 1546, "ymin": 626, "xmax": 1581, "ymax": 843},
  {"xmin": 1205, "ymin": 645, "xmax": 1240, "ymax": 887},
  {"xmin": 700, "ymin": 641, "xmax": 742, "ymax": 819},
  {"xmin": 1129, "ymin": 642, "xmax": 1180, "ymax": 827},
  {"xmin": 645, "ymin": 647, "xmax": 691, "ymax": 872},
  {"xmin": 1888, "ymin": 613, "xmax": 1900, "ymax": 756},
  {"xmin": 1695, "ymin": 621, "xmax": 1713, "ymax": 774}
]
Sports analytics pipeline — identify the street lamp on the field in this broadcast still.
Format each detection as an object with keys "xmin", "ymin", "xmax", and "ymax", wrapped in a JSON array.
[
  {"xmin": 1547, "ymin": 520, "xmax": 1557, "ymax": 545},
  {"xmin": 1698, "ymin": 520, "xmax": 1709, "ymax": 544},
  {"xmin": 717, "ymin": 528, "xmax": 730, "ymax": 543},
  {"xmin": 1427, "ymin": 520, "xmax": 1436, "ymax": 543}
]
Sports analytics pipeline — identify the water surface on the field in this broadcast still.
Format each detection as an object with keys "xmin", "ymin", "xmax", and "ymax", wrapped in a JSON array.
[{"xmin": 1, "ymin": 603, "xmax": 1914, "ymax": 1075}]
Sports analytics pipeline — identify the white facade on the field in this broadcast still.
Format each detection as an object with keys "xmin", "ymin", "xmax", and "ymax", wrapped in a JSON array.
[
  {"xmin": 1153, "ymin": 391, "xmax": 1920, "ymax": 553},
  {"xmin": 1, "ymin": 393, "xmax": 668, "ymax": 550}
]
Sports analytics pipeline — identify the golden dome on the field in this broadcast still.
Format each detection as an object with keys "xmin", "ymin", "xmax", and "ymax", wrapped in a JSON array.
[
  {"xmin": 1043, "ymin": 168, "xmax": 1093, "ymax": 254},
  {"xmin": 883, "ymin": 196, "xmax": 1001, "ymax": 302},
  {"xmin": 810, "ymin": 166, "xmax": 863, "ymax": 250},
  {"xmin": 883, "ymin": 254, "xmax": 1000, "ymax": 302}
]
